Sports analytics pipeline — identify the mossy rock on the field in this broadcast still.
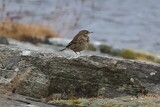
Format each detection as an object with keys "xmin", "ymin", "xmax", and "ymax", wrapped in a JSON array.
[
  {"xmin": 87, "ymin": 43, "xmax": 96, "ymax": 51},
  {"xmin": 99, "ymin": 44, "xmax": 112, "ymax": 54},
  {"xmin": 155, "ymin": 59, "xmax": 160, "ymax": 63},
  {"xmin": 119, "ymin": 49, "xmax": 137, "ymax": 59},
  {"xmin": 49, "ymin": 95, "xmax": 160, "ymax": 107},
  {"xmin": 98, "ymin": 45, "xmax": 160, "ymax": 63},
  {"xmin": 118, "ymin": 49, "xmax": 158, "ymax": 62},
  {"xmin": 110, "ymin": 49, "xmax": 122, "ymax": 56}
]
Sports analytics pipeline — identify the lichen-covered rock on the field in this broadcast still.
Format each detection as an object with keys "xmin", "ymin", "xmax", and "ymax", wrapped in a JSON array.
[{"xmin": 0, "ymin": 45, "xmax": 160, "ymax": 99}]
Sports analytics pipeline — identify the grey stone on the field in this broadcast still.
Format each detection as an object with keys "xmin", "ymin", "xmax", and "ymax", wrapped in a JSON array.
[
  {"xmin": 0, "ymin": 45, "xmax": 160, "ymax": 99},
  {"xmin": 0, "ymin": 36, "xmax": 9, "ymax": 45},
  {"xmin": 0, "ymin": 93, "xmax": 57, "ymax": 107}
]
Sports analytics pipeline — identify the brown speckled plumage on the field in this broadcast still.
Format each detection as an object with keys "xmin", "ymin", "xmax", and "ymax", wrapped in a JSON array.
[{"xmin": 60, "ymin": 30, "xmax": 93, "ymax": 54}]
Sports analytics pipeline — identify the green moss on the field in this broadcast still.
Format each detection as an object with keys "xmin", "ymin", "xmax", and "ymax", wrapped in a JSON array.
[
  {"xmin": 71, "ymin": 99, "xmax": 82, "ymax": 105},
  {"xmin": 110, "ymin": 49, "xmax": 122, "ymax": 56},
  {"xmin": 119, "ymin": 49, "xmax": 137, "ymax": 59},
  {"xmin": 97, "ymin": 44, "xmax": 160, "ymax": 63},
  {"xmin": 48, "ymin": 95, "xmax": 160, "ymax": 107},
  {"xmin": 87, "ymin": 43, "xmax": 96, "ymax": 51},
  {"xmin": 99, "ymin": 44, "xmax": 112, "ymax": 54},
  {"xmin": 155, "ymin": 59, "xmax": 160, "ymax": 63},
  {"xmin": 118, "ymin": 49, "xmax": 158, "ymax": 62}
]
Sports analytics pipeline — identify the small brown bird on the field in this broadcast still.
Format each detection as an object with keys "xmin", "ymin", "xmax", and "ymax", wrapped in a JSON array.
[{"xmin": 60, "ymin": 30, "xmax": 93, "ymax": 54}]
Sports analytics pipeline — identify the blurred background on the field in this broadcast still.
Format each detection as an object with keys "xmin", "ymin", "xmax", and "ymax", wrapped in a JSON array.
[
  {"xmin": 0, "ymin": 0, "xmax": 160, "ymax": 52},
  {"xmin": 0, "ymin": 0, "xmax": 160, "ymax": 61}
]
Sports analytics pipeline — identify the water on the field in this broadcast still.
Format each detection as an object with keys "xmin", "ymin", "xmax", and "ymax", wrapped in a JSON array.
[{"xmin": 0, "ymin": 0, "xmax": 160, "ymax": 53}]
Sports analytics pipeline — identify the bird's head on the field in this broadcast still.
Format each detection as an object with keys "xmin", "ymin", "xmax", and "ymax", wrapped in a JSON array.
[{"xmin": 79, "ymin": 30, "xmax": 93, "ymax": 35}]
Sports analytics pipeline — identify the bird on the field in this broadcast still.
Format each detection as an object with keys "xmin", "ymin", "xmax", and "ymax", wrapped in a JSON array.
[{"xmin": 60, "ymin": 30, "xmax": 93, "ymax": 54}]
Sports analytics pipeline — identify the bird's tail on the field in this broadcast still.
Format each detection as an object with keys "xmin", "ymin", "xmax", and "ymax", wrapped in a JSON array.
[{"xmin": 59, "ymin": 48, "xmax": 67, "ymax": 52}]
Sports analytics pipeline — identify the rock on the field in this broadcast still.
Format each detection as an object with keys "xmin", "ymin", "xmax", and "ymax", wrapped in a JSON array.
[
  {"xmin": 0, "ymin": 45, "xmax": 160, "ymax": 100},
  {"xmin": 98, "ymin": 44, "xmax": 160, "ymax": 63},
  {"xmin": 0, "ymin": 93, "xmax": 57, "ymax": 107},
  {"xmin": 48, "ymin": 95, "xmax": 160, "ymax": 107},
  {"xmin": 0, "ymin": 36, "xmax": 9, "ymax": 45}
]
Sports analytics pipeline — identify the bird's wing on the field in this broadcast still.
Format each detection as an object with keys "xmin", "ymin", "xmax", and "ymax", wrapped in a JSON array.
[
  {"xmin": 87, "ymin": 36, "xmax": 89, "ymax": 42},
  {"xmin": 66, "ymin": 40, "xmax": 77, "ymax": 48},
  {"xmin": 66, "ymin": 34, "xmax": 80, "ymax": 48}
]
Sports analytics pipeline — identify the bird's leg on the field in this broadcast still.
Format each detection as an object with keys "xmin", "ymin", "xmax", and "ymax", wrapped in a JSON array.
[{"xmin": 74, "ymin": 52, "xmax": 79, "ymax": 58}]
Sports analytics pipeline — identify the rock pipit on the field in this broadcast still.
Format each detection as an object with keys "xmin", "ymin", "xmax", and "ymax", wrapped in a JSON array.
[{"xmin": 60, "ymin": 30, "xmax": 93, "ymax": 54}]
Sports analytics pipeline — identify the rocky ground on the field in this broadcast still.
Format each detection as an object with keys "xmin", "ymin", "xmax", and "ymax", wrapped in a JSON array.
[
  {"xmin": 0, "ymin": 93, "xmax": 57, "ymax": 107},
  {"xmin": 0, "ymin": 37, "xmax": 160, "ymax": 107}
]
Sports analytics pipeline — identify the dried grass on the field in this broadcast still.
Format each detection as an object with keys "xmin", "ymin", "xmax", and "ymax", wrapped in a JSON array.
[{"xmin": 0, "ymin": 21, "xmax": 59, "ymax": 43}]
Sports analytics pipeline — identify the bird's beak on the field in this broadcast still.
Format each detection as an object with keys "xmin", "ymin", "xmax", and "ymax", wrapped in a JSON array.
[{"xmin": 89, "ymin": 32, "xmax": 93, "ymax": 34}]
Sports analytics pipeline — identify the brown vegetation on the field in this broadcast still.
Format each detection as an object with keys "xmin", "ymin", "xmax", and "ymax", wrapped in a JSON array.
[{"xmin": 0, "ymin": 21, "xmax": 59, "ymax": 44}]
